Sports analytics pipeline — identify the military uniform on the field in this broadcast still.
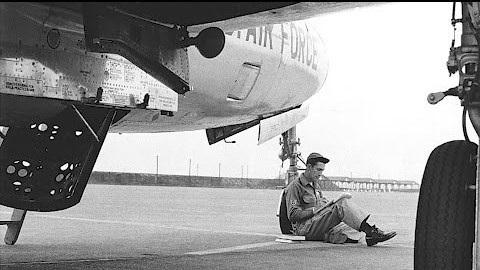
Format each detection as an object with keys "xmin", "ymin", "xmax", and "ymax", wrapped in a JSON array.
[{"xmin": 285, "ymin": 173, "xmax": 367, "ymax": 242}]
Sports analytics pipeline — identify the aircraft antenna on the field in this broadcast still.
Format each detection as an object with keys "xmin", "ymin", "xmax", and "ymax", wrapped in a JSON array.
[
  {"xmin": 450, "ymin": 2, "xmax": 464, "ymax": 47},
  {"xmin": 452, "ymin": 1, "xmax": 456, "ymax": 48},
  {"xmin": 447, "ymin": 2, "xmax": 464, "ymax": 76}
]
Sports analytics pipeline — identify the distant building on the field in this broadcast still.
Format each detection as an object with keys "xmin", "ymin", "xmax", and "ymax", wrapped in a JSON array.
[
  {"xmin": 276, "ymin": 172, "xmax": 420, "ymax": 192},
  {"xmin": 328, "ymin": 176, "xmax": 419, "ymax": 192}
]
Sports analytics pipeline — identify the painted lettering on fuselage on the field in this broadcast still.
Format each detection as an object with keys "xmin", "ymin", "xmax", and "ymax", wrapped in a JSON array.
[
  {"xmin": 5, "ymin": 81, "xmax": 34, "ymax": 92},
  {"xmin": 226, "ymin": 22, "xmax": 318, "ymax": 70}
]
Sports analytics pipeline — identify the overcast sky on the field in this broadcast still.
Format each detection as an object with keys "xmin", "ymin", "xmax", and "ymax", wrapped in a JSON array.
[{"xmin": 94, "ymin": 2, "xmax": 469, "ymax": 183}]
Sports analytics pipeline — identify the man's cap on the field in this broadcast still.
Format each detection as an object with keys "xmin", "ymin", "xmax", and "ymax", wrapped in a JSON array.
[{"xmin": 307, "ymin": 152, "xmax": 330, "ymax": 164}]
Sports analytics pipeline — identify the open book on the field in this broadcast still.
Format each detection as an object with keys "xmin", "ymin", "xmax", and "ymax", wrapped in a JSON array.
[{"xmin": 313, "ymin": 192, "xmax": 352, "ymax": 215}]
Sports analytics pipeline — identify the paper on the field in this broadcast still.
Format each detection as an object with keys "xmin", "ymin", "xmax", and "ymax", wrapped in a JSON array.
[{"xmin": 314, "ymin": 192, "xmax": 352, "ymax": 214}]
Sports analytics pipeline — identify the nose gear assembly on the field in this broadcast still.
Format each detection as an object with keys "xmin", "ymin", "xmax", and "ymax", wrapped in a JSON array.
[
  {"xmin": 428, "ymin": 2, "xmax": 480, "ymax": 140},
  {"xmin": 417, "ymin": 3, "xmax": 480, "ymax": 269}
]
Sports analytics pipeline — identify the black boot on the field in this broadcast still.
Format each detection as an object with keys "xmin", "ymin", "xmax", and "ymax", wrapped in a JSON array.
[{"xmin": 360, "ymin": 217, "xmax": 397, "ymax": 246}]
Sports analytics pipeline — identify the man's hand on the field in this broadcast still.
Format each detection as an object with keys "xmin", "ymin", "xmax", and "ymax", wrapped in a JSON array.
[
  {"xmin": 312, "ymin": 193, "xmax": 353, "ymax": 216},
  {"xmin": 313, "ymin": 200, "xmax": 334, "ymax": 215},
  {"xmin": 335, "ymin": 192, "xmax": 352, "ymax": 202},
  {"xmin": 320, "ymin": 197, "xmax": 329, "ymax": 204}
]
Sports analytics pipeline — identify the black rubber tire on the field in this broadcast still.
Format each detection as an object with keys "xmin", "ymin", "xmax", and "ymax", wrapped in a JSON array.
[
  {"xmin": 414, "ymin": 140, "xmax": 477, "ymax": 270},
  {"xmin": 279, "ymin": 189, "xmax": 293, "ymax": 234}
]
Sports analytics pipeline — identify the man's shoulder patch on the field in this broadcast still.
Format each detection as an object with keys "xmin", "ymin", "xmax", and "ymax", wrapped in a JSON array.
[{"xmin": 290, "ymin": 199, "xmax": 298, "ymax": 206}]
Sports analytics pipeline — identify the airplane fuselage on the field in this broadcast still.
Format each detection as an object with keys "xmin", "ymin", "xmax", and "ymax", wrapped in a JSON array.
[
  {"xmin": 0, "ymin": 2, "xmax": 329, "ymax": 213},
  {"xmin": 0, "ymin": 2, "xmax": 328, "ymax": 133}
]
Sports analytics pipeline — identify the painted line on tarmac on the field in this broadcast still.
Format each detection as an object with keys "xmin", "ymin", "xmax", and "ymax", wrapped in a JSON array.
[
  {"xmin": 185, "ymin": 241, "xmax": 279, "ymax": 255},
  {"xmin": 6, "ymin": 212, "xmax": 279, "ymax": 238},
  {"xmin": 381, "ymin": 243, "xmax": 414, "ymax": 249},
  {"xmin": 0, "ymin": 256, "xmax": 145, "ymax": 267},
  {"xmin": 1, "ymin": 243, "xmax": 279, "ymax": 266},
  {"xmin": 0, "ymin": 211, "xmax": 414, "ymax": 250},
  {"xmin": 184, "ymin": 241, "xmax": 413, "ymax": 256}
]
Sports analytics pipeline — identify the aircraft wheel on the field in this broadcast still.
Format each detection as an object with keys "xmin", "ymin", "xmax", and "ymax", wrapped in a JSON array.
[
  {"xmin": 279, "ymin": 190, "xmax": 293, "ymax": 234},
  {"xmin": 414, "ymin": 140, "xmax": 477, "ymax": 269}
]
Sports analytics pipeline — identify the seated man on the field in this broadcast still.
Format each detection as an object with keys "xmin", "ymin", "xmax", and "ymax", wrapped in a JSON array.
[{"xmin": 285, "ymin": 152, "xmax": 397, "ymax": 246}]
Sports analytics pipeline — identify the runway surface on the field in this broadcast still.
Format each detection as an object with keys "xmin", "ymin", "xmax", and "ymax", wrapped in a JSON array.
[{"xmin": 0, "ymin": 185, "xmax": 417, "ymax": 269}]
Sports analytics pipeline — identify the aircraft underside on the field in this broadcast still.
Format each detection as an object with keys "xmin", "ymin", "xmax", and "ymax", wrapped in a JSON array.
[{"xmin": 0, "ymin": 0, "xmax": 324, "ymax": 218}]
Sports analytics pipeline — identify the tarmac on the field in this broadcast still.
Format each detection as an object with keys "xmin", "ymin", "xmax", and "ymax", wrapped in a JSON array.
[{"xmin": 0, "ymin": 184, "xmax": 417, "ymax": 269}]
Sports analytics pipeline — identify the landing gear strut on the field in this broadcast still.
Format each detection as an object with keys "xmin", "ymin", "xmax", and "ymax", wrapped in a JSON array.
[
  {"xmin": 281, "ymin": 126, "xmax": 301, "ymax": 186},
  {"xmin": 276, "ymin": 126, "xmax": 300, "ymax": 234},
  {"xmin": 416, "ymin": 3, "xmax": 480, "ymax": 269},
  {"xmin": 1, "ymin": 208, "xmax": 27, "ymax": 245}
]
